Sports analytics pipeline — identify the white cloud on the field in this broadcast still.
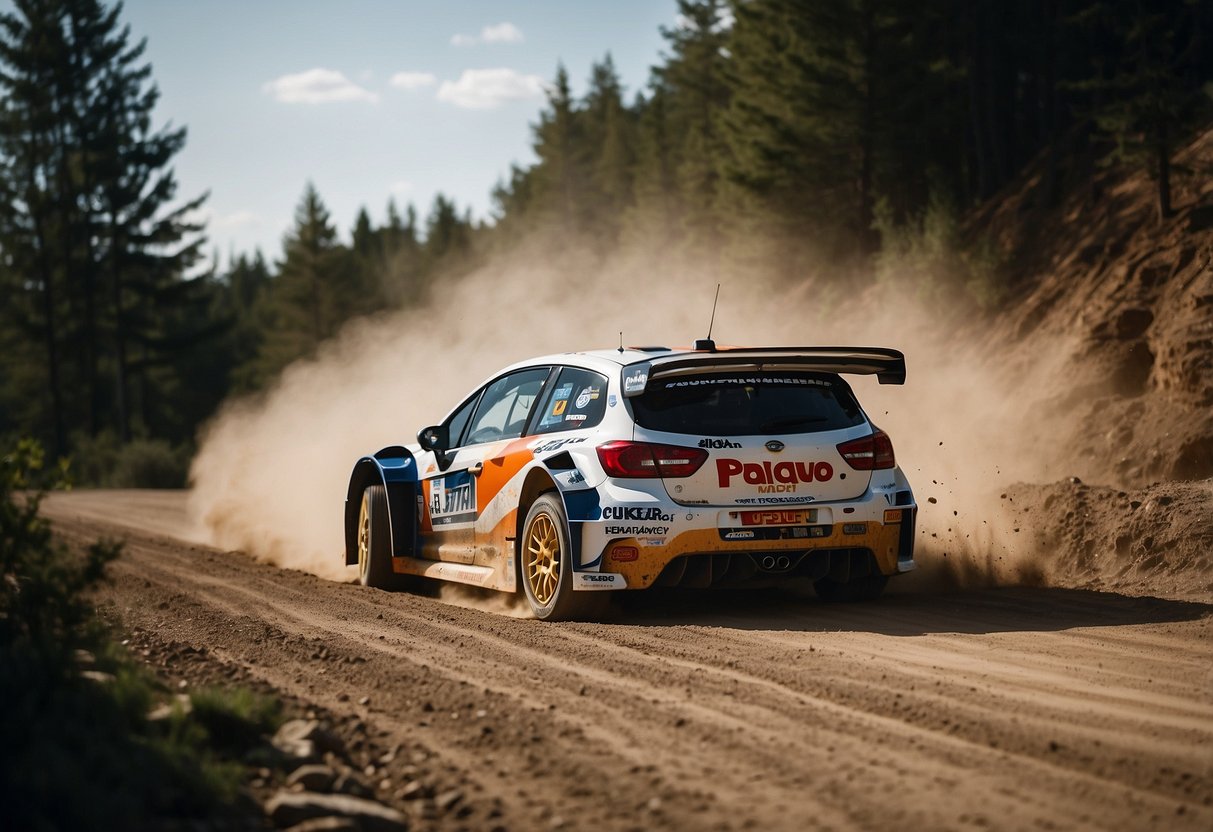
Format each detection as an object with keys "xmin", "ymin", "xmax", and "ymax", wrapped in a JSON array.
[
  {"xmin": 436, "ymin": 68, "xmax": 545, "ymax": 110},
  {"xmin": 262, "ymin": 68, "xmax": 378, "ymax": 104},
  {"xmin": 450, "ymin": 22, "xmax": 524, "ymax": 47},
  {"xmin": 390, "ymin": 180, "xmax": 414, "ymax": 196},
  {"xmin": 481, "ymin": 22, "xmax": 523, "ymax": 43},
  {"xmin": 389, "ymin": 71, "xmax": 437, "ymax": 90},
  {"xmin": 214, "ymin": 209, "xmax": 261, "ymax": 229}
]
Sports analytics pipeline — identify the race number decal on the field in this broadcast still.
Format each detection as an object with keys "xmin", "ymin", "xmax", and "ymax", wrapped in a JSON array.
[{"xmin": 429, "ymin": 470, "xmax": 477, "ymax": 527}]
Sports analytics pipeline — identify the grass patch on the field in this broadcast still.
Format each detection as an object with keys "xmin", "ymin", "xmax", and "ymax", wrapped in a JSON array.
[{"xmin": 1, "ymin": 439, "xmax": 281, "ymax": 828}]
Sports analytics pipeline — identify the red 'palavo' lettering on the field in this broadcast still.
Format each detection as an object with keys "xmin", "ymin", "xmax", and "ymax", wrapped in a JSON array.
[{"xmin": 716, "ymin": 458, "xmax": 834, "ymax": 488}]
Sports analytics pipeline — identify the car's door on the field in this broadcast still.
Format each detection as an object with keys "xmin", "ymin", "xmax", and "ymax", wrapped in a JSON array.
[{"xmin": 420, "ymin": 367, "xmax": 552, "ymax": 564}]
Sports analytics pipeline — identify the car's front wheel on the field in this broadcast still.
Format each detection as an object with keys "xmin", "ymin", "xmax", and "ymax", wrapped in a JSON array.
[
  {"xmin": 519, "ymin": 494, "xmax": 606, "ymax": 621},
  {"xmin": 358, "ymin": 485, "xmax": 407, "ymax": 590}
]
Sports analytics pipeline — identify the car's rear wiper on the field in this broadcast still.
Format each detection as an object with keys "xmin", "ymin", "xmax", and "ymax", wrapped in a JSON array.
[{"xmin": 759, "ymin": 415, "xmax": 829, "ymax": 432}]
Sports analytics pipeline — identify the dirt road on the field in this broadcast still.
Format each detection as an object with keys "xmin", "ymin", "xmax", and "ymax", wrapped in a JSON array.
[{"xmin": 45, "ymin": 490, "xmax": 1213, "ymax": 831}]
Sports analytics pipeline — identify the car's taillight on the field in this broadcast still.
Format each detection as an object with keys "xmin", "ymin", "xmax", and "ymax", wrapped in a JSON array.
[
  {"xmin": 837, "ymin": 430, "xmax": 896, "ymax": 470},
  {"xmin": 596, "ymin": 441, "xmax": 708, "ymax": 479}
]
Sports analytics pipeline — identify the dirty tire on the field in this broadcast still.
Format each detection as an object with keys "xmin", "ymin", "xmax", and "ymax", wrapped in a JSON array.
[
  {"xmin": 813, "ymin": 573, "xmax": 889, "ymax": 602},
  {"xmin": 520, "ymin": 494, "xmax": 608, "ymax": 621},
  {"xmin": 358, "ymin": 485, "xmax": 405, "ymax": 590}
]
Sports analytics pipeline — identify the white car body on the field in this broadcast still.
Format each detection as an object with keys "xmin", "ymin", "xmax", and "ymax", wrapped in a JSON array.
[{"xmin": 345, "ymin": 345, "xmax": 917, "ymax": 619}]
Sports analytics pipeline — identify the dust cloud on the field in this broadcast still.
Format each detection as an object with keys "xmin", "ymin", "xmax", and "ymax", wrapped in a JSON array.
[{"xmin": 188, "ymin": 239, "xmax": 1084, "ymax": 595}]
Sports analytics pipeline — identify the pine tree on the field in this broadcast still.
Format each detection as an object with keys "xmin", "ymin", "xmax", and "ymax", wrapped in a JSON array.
[
  {"xmin": 653, "ymin": 0, "xmax": 732, "ymax": 251},
  {"xmin": 1078, "ymin": 0, "xmax": 1211, "ymax": 222},
  {"xmin": 582, "ymin": 55, "xmax": 636, "ymax": 244},
  {"xmin": 251, "ymin": 184, "xmax": 357, "ymax": 383},
  {"xmin": 0, "ymin": 0, "xmax": 207, "ymax": 448},
  {"xmin": 423, "ymin": 193, "xmax": 470, "ymax": 268},
  {"xmin": 530, "ymin": 64, "xmax": 590, "ymax": 237}
]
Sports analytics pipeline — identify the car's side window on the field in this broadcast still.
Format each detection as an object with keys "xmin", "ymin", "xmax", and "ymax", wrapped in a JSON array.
[
  {"xmin": 443, "ymin": 395, "xmax": 479, "ymax": 448},
  {"xmin": 462, "ymin": 368, "xmax": 551, "ymax": 446},
  {"xmin": 533, "ymin": 367, "xmax": 609, "ymax": 435}
]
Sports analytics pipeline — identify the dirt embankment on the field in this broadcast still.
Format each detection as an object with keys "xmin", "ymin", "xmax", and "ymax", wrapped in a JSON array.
[{"xmin": 975, "ymin": 125, "xmax": 1213, "ymax": 487}]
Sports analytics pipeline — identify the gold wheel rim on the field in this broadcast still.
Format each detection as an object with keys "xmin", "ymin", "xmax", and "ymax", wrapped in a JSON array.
[
  {"xmin": 357, "ymin": 493, "xmax": 371, "ymax": 577},
  {"xmin": 524, "ymin": 512, "xmax": 560, "ymax": 605}
]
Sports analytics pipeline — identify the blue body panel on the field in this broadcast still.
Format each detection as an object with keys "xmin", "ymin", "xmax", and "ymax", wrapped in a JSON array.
[{"xmin": 345, "ymin": 447, "xmax": 421, "ymax": 563}]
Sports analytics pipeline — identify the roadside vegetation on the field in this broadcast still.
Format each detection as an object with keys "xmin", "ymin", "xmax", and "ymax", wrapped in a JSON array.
[{"xmin": 0, "ymin": 439, "xmax": 282, "ymax": 828}]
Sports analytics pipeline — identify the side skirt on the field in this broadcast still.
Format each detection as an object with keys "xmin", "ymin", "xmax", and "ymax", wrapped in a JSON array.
[{"xmin": 391, "ymin": 555, "xmax": 508, "ymax": 592}]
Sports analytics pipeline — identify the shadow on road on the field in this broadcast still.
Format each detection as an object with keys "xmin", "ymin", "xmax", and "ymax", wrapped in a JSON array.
[{"xmin": 607, "ymin": 584, "xmax": 1213, "ymax": 636}]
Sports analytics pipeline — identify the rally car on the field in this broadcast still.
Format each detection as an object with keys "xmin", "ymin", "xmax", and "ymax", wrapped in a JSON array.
[{"xmin": 344, "ymin": 342, "xmax": 917, "ymax": 620}]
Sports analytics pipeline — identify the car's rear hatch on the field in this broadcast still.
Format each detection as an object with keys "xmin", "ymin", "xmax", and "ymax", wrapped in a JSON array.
[{"xmin": 627, "ymin": 360, "xmax": 878, "ymax": 507}]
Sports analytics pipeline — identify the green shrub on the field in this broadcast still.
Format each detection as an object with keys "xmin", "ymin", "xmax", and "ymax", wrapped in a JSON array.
[
  {"xmin": 68, "ymin": 431, "xmax": 189, "ymax": 488},
  {"xmin": 190, "ymin": 685, "xmax": 283, "ymax": 755},
  {"xmin": 1, "ymin": 439, "xmax": 275, "ymax": 827},
  {"xmin": 874, "ymin": 190, "xmax": 1007, "ymax": 311}
]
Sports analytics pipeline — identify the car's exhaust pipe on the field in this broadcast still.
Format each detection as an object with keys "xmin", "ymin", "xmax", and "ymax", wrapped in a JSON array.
[
  {"xmin": 775, "ymin": 556, "xmax": 790, "ymax": 570},
  {"xmin": 760, "ymin": 556, "xmax": 776, "ymax": 570}
]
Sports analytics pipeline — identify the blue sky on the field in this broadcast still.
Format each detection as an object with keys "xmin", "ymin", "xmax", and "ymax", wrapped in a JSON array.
[{"xmin": 113, "ymin": 0, "xmax": 677, "ymax": 264}]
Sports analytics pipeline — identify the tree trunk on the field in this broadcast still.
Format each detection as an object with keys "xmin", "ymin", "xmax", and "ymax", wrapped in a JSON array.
[
  {"xmin": 966, "ymin": 4, "xmax": 992, "ymax": 199},
  {"xmin": 858, "ymin": 0, "xmax": 876, "ymax": 253},
  {"xmin": 1155, "ymin": 119, "xmax": 1172, "ymax": 223},
  {"xmin": 1041, "ymin": 0, "xmax": 1061, "ymax": 208},
  {"xmin": 110, "ymin": 218, "xmax": 130, "ymax": 443},
  {"xmin": 36, "ymin": 224, "xmax": 66, "ymax": 457}
]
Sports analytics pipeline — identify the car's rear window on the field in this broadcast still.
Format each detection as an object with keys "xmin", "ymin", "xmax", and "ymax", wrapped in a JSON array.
[{"xmin": 630, "ymin": 372, "xmax": 865, "ymax": 436}]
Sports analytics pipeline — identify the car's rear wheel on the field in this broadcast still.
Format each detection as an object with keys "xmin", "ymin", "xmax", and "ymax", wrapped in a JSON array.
[
  {"xmin": 813, "ymin": 573, "xmax": 889, "ymax": 602},
  {"xmin": 520, "ymin": 494, "xmax": 606, "ymax": 621},
  {"xmin": 358, "ymin": 485, "xmax": 406, "ymax": 590}
]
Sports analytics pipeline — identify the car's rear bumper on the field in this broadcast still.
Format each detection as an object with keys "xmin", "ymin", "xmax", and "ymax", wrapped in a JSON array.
[
  {"xmin": 589, "ymin": 517, "xmax": 911, "ymax": 589},
  {"xmin": 575, "ymin": 485, "xmax": 917, "ymax": 590}
]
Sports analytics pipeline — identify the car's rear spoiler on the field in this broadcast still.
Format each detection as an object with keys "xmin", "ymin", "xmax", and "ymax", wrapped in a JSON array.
[{"xmin": 620, "ymin": 346, "xmax": 906, "ymax": 398}]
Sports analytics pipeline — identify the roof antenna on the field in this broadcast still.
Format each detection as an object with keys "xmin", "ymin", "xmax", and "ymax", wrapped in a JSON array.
[
  {"xmin": 694, "ymin": 284, "xmax": 720, "ymax": 351},
  {"xmin": 617, "ymin": 331, "xmax": 624, "ymax": 353}
]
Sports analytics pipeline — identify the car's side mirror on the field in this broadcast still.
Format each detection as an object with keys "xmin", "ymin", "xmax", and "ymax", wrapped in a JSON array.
[{"xmin": 418, "ymin": 425, "xmax": 448, "ymax": 452}]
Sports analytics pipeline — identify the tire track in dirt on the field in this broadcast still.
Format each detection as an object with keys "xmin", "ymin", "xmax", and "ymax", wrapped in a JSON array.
[{"xmin": 47, "ymin": 493, "xmax": 1213, "ymax": 832}]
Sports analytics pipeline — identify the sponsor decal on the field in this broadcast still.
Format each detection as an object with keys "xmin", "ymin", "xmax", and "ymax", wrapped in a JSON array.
[
  {"xmin": 716, "ymin": 459, "xmax": 834, "ymax": 491},
  {"xmin": 765, "ymin": 440, "xmax": 785, "ymax": 453},
  {"xmin": 699, "ymin": 437, "xmax": 742, "ymax": 449},
  {"xmin": 732, "ymin": 509, "xmax": 815, "ymax": 526},
  {"xmin": 565, "ymin": 413, "xmax": 587, "ymax": 422},
  {"xmin": 428, "ymin": 470, "xmax": 477, "ymax": 526},
  {"xmin": 574, "ymin": 386, "xmax": 600, "ymax": 408},
  {"xmin": 720, "ymin": 525, "xmax": 830, "ymax": 541},
  {"xmin": 734, "ymin": 496, "xmax": 815, "ymax": 505},
  {"xmin": 574, "ymin": 572, "xmax": 628, "ymax": 590},
  {"xmin": 604, "ymin": 525, "xmax": 669, "ymax": 536},
  {"xmin": 532, "ymin": 437, "xmax": 587, "ymax": 454},
  {"xmin": 663, "ymin": 376, "xmax": 833, "ymax": 389},
  {"xmin": 608, "ymin": 394, "xmax": 618, "ymax": 407},
  {"xmin": 565, "ymin": 470, "xmax": 586, "ymax": 485},
  {"xmin": 639, "ymin": 538, "xmax": 666, "ymax": 547},
  {"xmin": 539, "ymin": 384, "xmax": 575, "ymax": 428},
  {"xmin": 602, "ymin": 506, "xmax": 675, "ymax": 522},
  {"xmin": 622, "ymin": 363, "xmax": 650, "ymax": 396},
  {"xmin": 610, "ymin": 546, "xmax": 639, "ymax": 562}
]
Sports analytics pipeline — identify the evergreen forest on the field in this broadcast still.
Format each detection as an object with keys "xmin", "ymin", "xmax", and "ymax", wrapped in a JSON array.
[{"xmin": 2, "ymin": 0, "xmax": 1211, "ymax": 484}]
